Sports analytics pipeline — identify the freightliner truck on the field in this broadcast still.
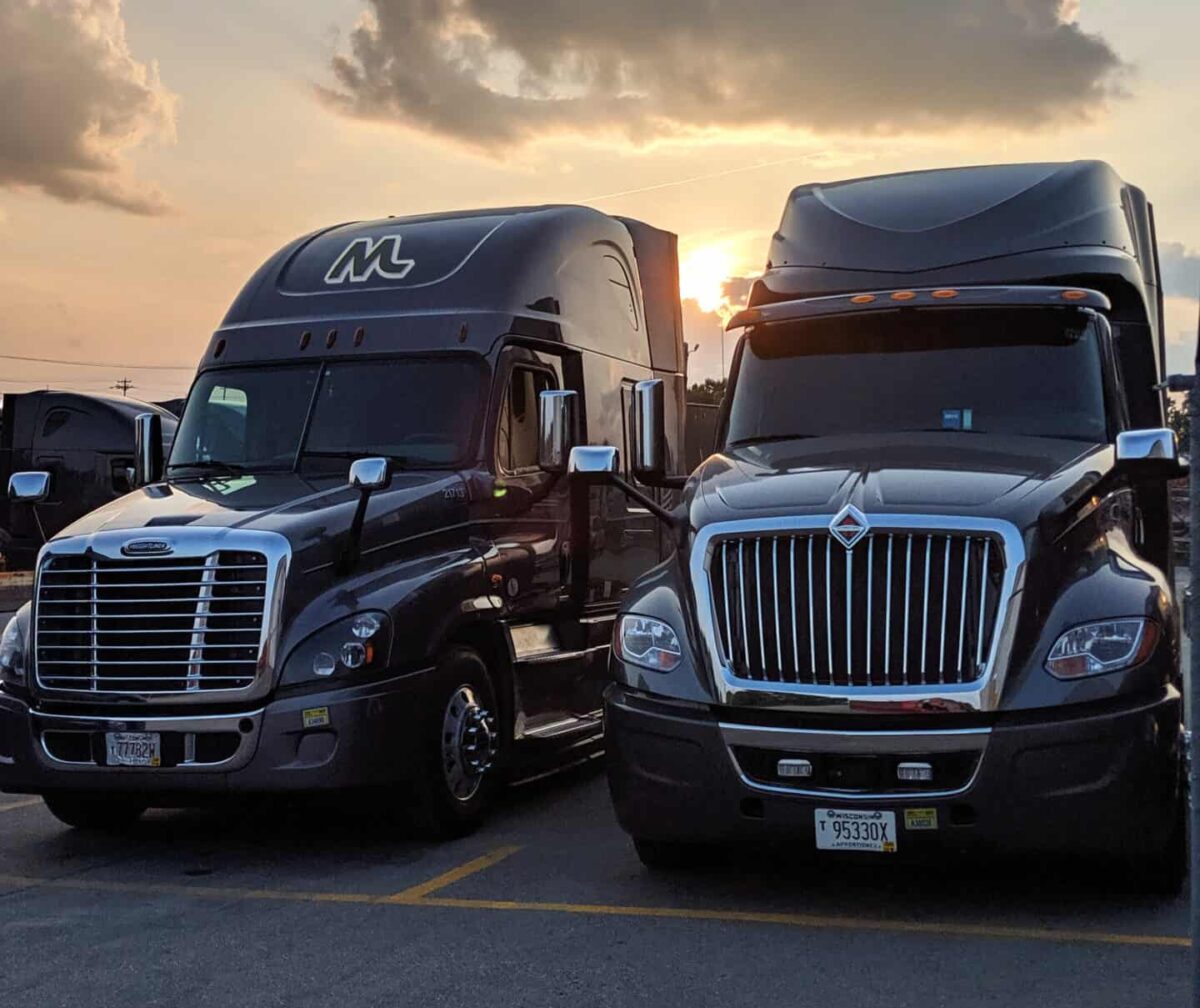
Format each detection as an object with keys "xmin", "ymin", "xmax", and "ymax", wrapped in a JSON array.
[
  {"xmin": 598, "ymin": 161, "xmax": 1188, "ymax": 891},
  {"xmin": 0, "ymin": 204, "xmax": 686, "ymax": 836}
]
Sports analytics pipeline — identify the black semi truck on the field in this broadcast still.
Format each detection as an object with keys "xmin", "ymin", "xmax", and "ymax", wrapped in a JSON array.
[
  {"xmin": 0, "ymin": 204, "xmax": 685, "ymax": 836},
  {"xmin": 599, "ymin": 161, "xmax": 1187, "ymax": 890},
  {"xmin": 0, "ymin": 391, "xmax": 178, "ymax": 569}
]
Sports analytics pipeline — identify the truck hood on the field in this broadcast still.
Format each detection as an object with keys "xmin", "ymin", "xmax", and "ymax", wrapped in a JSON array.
[
  {"xmin": 52, "ymin": 470, "xmax": 469, "ymax": 574},
  {"xmin": 687, "ymin": 432, "xmax": 1112, "ymax": 534}
]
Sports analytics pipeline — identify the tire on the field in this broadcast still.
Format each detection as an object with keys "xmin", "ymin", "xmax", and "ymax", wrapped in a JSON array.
[
  {"xmin": 42, "ymin": 793, "xmax": 147, "ymax": 831},
  {"xmin": 410, "ymin": 646, "xmax": 501, "ymax": 840},
  {"xmin": 633, "ymin": 837, "xmax": 718, "ymax": 871}
]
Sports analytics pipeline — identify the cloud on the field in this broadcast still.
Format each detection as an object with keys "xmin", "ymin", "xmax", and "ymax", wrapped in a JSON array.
[
  {"xmin": 1160, "ymin": 242, "xmax": 1200, "ymax": 300},
  {"xmin": 323, "ymin": 0, "xmax": 1125, "ymax": 152},
  {"xmin": 0, "ymin": 0, "xmax": 177, "ymax": 214}
]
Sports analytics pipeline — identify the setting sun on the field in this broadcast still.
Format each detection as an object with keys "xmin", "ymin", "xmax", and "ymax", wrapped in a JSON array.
[{"xmin": 679, "ymin": 242, "xmax": 736, "ymax": 316}]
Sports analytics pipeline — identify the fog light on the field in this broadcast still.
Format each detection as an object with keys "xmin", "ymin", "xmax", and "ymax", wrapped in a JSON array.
[
  {"xmin": 777, "ymin": 758, "xmax": 814, "ymax": 779},
  {"xmin": 312, "ymin": 651, "xmax": 337, "ymax": 677},
  {"xmin": 897, "ymin": 762, "xmax": 933, "ymax": 782}
]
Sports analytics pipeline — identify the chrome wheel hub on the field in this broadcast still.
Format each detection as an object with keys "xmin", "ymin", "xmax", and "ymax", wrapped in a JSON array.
[{"xmin": 441, "ymin": 685, "xmax": 498, "ymax": 802}]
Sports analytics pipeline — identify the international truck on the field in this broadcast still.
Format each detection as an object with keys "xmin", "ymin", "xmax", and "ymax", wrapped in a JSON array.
[
  {"xmin": 0, "ymin": 391, "xmax": 177, "ymax": 569},
  {"xmin": 596, "ymin": 161, "xmax": 1188, "ymax": 891},
  {"xmin": 0, "ymin": 204, "xmax": 685, "ymax": 837}
]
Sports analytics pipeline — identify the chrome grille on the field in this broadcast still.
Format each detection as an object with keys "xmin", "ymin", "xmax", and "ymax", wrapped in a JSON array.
[
  {"xmin": 35, "ymin": 551, "xmax": 268, "ymax": 695},
  {"xmin": 708, "ymin": 531, "xmax": 1004, "ymax": 686}
]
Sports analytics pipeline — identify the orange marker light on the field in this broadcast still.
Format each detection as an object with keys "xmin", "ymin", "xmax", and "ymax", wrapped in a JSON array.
[
  {"xmin": 890, "ymin": 290, "xmax": 917, "ymax": 301},
  {"xmin": 931, "ymin": 289, "xmax": 958, "ymax": 299},
  {"xmin": 850, "ymin": 294, "xmax": 876, "ymax": 304},
  {"xmin": 1061, "ymin": 289, "xmax": 1088, "ymax": 301}
]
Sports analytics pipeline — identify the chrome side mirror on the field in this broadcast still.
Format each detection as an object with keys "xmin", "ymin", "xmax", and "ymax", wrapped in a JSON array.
[
  {"xmin": 537, "ymin": 389, "xmax": 579, "ymax": 474},
  {"xmin": 1115, "ymin": 427, "xmax": 1186, "ymax": 480},
  {"xmin": 8, "ymin": 471, "xmax": 50, "ymax": 504},
  {"xmin": 632, "ymin": 379, "xmax": 666, "ymax": 484},
  {"xmin": 349, "ymin": 457, "xmax": 391, "ymax": 492},
  {"xmin": 134, "ymin": 412, "xmax": 164, "ymax": 487},
  {"xmin": 568, "ymin": 445, "xmax": 619, "ymax": 483}
]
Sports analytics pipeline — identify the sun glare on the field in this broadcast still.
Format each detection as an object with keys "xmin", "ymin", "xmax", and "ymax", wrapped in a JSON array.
[{"xmin": 679, "ymin": 243, "xmax": 735, "ymax": 316}]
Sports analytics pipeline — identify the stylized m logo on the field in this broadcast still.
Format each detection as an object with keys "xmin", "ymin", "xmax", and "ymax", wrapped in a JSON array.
[{"xmin": 324, "ymin": 235, "xmax": 416, "ymax": 284}]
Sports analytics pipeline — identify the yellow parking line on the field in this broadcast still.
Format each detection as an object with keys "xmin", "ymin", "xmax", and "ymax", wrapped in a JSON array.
[
  {"xmin": 0, "ymin": 865, "xmax": 1185, "ymax": 949},
  {"xmin": 418, "ymin": 896, "xmax": 1188, "ymax": 949},
  {"xmin": 0, "ymin": 798, "xmax": 41, "ymax": 813},
  {"xmin": 388, "ymin": 845, "xmax": 522, "ymax": 902}
]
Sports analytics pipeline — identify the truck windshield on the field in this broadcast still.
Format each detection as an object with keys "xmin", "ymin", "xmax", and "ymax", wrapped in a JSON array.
[
  {"xmin": 169, "ymin": 356, "xmax": 484, "ymax": 473},
  {"xmin": 726, "ymin": 308, "xmax": 1109, "ymax": 447}
]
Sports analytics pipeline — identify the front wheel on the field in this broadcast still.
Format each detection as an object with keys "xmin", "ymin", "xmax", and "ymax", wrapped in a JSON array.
[
  {"xmin": 42, "ymin": 793, "xmax": 147, "ymax": 831},
  {"xmin": 410, "ymin": 646, "xmax": 501, "ymax": 839}
]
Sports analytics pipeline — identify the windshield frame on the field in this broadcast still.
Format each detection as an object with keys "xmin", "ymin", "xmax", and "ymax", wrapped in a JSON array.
[
  {"xmin": 167, "ymin": 351, "xmax": 489, "ymax": 476},
  {"xmin": 717, "ymin": 306, "xmax": 1123, "ymax": 451}
]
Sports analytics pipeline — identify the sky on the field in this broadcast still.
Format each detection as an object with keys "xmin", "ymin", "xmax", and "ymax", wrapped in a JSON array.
[{"xmin": 0, "ymin": 0, "xmax": 1197, "ymax": 403}]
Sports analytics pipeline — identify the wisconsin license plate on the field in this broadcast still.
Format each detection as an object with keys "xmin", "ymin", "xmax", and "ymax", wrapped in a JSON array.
[
  {"xmin": 105, "ymin": 732, "xmax": 161, "ymax": 767},
  {"xmin": 814, "ymin": 809, "xmax": 897, "ymax": 853}
]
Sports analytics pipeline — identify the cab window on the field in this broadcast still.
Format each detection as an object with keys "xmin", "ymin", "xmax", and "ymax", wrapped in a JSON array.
[{"xmin": 498, "ymin": 367, "xmax": 554, "ymax": 473}]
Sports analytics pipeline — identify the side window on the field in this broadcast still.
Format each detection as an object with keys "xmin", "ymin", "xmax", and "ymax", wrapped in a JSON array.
[
  {"xmin": 602, "ymin": 254, "xmax": 639, "ymax": 332},
  {"xmin": 497, "ymin": 367, "xmax": 555, "ymax": 473}
]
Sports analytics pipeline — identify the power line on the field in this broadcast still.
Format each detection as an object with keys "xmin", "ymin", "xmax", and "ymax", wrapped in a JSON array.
[
  {"xmin": 579, "ymin": 151, "xmax": 832, "ymax": 203},
  {"xmin": 0, "ymin": 351, "xmax": 194, "ymax": 371},
  {"xmin": 111, "ymin": 378, "xmax": 136, "ymax": 396}
]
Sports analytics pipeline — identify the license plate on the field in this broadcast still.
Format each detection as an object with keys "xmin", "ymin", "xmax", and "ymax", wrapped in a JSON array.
[
  {"xmin": 814, "ymin": 809, "xmax": 897, "ymax": 853},
  {"xmin": 105, "ymin": 732, "xmax": 161, "ymax": 767}
]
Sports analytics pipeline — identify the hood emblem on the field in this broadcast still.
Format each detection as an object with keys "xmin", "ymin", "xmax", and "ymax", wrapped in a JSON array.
[
  {"xmin": 121, "ymin": 539, "xmax": 173, "ymax": 557},
  {"xmin": 829, "ymin": 505, "xmax": 869, "ymax": 549}
]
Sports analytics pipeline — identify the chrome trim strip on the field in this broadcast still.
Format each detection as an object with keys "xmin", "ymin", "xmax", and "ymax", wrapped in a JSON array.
[
  {"xmin": 690, "ymin": 513, "xmax": 1026, "ymax": 714},
  {"xmin": 718, "ymin": 722, "xmax": 990, "ymax": 754}
]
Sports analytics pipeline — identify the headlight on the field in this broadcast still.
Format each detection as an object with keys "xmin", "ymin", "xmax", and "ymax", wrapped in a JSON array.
[
  {"xmin": 1045, "ymin": 618, "xmax": 1158, "ymax": 679},
  {"xmin": 614, "ymin": 614, "xmax": 683, "ymax": 672},
  {"xmin": 280, "ymin": 611, "xmax": 391, "ymax": 687},
  {"xmin": 0, "ymin": 612, "xmax": 28, "ymax": 689}
]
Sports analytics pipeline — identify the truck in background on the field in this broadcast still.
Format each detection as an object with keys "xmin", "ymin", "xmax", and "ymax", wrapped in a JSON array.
[
  {"xmin": 593, "ymin": 161, "xmax": 1188, "ymax": 892},
  {"xmin": 0, "ymin": 204, "xmax": 685, "ymax": 837},
  {"xmin": 0, "ymin": 391, "xmax": 178, "ymax": 570}
]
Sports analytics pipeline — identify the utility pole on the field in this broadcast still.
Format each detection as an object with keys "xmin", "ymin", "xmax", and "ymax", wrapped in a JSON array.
[{"xmin": 111, "ymin": 378, "xmax": 135, "ymax": 396}]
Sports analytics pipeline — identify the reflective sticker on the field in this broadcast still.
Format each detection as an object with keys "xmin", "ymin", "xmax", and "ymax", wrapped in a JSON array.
[
  {"xmin": 904, "ymin": 808, "xmax": 938, "ymax": 831},
  {"xmin": 302, "ymin": 707, "xmax": 331, "ymax": 729}
]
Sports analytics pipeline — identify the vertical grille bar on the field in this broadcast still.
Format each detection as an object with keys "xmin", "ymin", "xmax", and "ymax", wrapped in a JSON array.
[
  {"xmin": 920, "ymin": 536, "xmax": 931, "ymax": 684},
  {"xmin": 737, "ymin": 541, "xmax": 750, "ymax": 672},
  {"xmin": 939, "ymin": 535, "xmax": 950, "ymax": 682},
  {"xmin": 884, "ymin": 534, "xmax": 893, "ymax": 684},
  {"xmin": 772, "ymin": 538, "xmax": 782, "ymax": 677},
  {"xmin": 806, "ymin": 537, "xmax": 816, "ymax": 677},
  {"xmin": 186, "ymin": 554, "xmax": 220, "ymax": 692},
  {"xmin": 844, "ymin": 548, "xmax": 853, "ymax": 682},
  {"xmin": 865, "ymin": 537, "xmax": 873, "ymax": 684},
  {"xmin": 89, "ymin": 555, "xmax": 98, "ymax": 692},
  {"xmin": 902, "ymin": 535, "xmax": 913, "ymax": 684},
  {"xmin": 721, "ymin": 542, "xmax": 734, "ymax": 666},
  {"xmin": 976, "ymin": 539, "xmax": 991, "ymax": 670},
  {"xmin": 824, "ymin": 538, "xmax": 833, "ymax": 684},
  {"xmin": 755, "ymin": 540, "xmax": 766, "ymax": 673},
  {"xmin": 790, "ymin": 538, "xmax": 799, "ymax": 677},
  {"xmin": 957, "ymin": 538, "xmax": 971, "ymax": 673}
]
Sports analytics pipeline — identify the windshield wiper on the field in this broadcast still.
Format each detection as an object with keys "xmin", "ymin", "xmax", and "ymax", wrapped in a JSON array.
[
  {"xmin": 727, "ymin": 434, "xmax": 818, "ymax": 448},
  {"xmin": 300, "ymin": 450, "xmax": 415, "ymax": 467},
  {"xmin": 167, "ymin": 460, "xmax": 249, "ymax": 475}
]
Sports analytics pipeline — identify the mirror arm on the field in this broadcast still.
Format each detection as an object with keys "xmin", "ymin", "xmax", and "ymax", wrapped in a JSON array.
[
  {"xmin": 609, "ymin": 475, "xmax": 679, "ymax": 527},
  {"xmin": 339, "ymin": 488, "xmax": 373, "ymax": 575}
]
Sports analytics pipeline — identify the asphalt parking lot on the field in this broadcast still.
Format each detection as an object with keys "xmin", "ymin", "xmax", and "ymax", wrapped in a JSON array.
[{"xmin": 0, "ymin": 761, "xmax": 1191, "ymax": 1008}]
